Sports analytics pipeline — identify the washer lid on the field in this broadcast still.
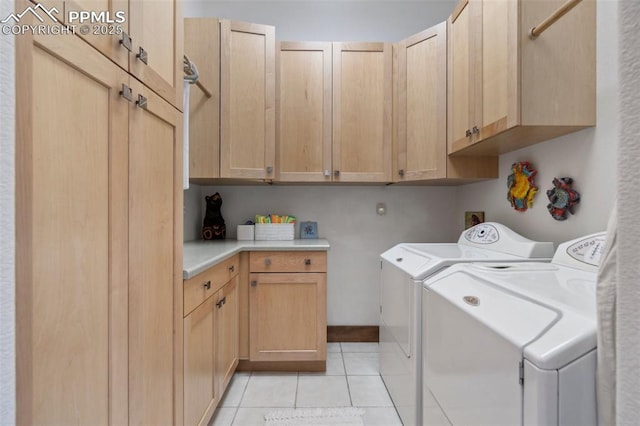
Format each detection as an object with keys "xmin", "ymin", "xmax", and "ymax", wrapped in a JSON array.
[
  {"xmin": 427, "ymin": 262, "xmax": 598, "ymax": 370},
  {"xmin": 428, "ymin": 272, "xmax": 558, "ymax": 349}
]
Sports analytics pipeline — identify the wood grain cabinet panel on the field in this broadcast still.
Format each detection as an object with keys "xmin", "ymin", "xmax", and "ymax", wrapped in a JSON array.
[
  {"xmin": 129, "ymin": 0, "xmax": 183, "ymax": 110},
  {"xmin": 185, "ymin": 18, "xmax": 221, "ymax": 180},
  {"xmin": 183, "ymin": 297, "xmax": 217, "ymax": 426},
  {"xmin": 448, "ymin": 0, "xmax": 596, "ymax": 156},
  {"xmin": 215, "ymin": 276, "xmax": 240, "ymax": 395},
  {"xmin": 220, "ymin": 20, "xmax": 276, "ymax": 179},
  {"xmin": 128, "ymin": 79, "xmax": 183, "ymax": 426},
  {"xmin": 16, "ymin": 28, "xmax": 129, "ymax": 426},
  {"xmin": 396, "ymin": 21, "xmax": 497, "ymax": 183},
  {"xmin": 249, "ymin": 272, "xmax": 327, "ymax": 362},
  {"xmin": 332, "ymin": 42, "xmax": 392, "ymax": 182},
  {"xmin": 276, "ymin": 42, "xmax": 332, "ymax": 182}
]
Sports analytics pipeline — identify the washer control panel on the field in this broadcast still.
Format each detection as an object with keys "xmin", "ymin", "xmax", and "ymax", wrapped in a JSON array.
[
  {"xmin": 464, "ymin": 224, "xmax": 499, "ymax": 244},
  {"xmin": 566, "ymin": 235, "xmax": 607, "ymax": 266}
]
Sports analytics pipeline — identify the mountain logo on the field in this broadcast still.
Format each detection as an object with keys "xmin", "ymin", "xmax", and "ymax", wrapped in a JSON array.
[{"xmin": 1, "ymin": 4, "xmax": 60, "ymax": 24}]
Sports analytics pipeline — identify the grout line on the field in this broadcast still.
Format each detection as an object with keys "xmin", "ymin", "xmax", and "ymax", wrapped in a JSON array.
[
  {"xmin": 294, "ymin": 372, "xmax": 300, "ymax": 408},
  {"xmin": 342, "ymin": 352, "xmax": 354, "ymax": 407}
]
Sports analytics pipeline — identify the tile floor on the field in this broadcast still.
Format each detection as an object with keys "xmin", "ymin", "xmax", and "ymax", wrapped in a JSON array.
[{"xmin": 209, "ymin": 342, "xmax": 402, "ymax": 426}]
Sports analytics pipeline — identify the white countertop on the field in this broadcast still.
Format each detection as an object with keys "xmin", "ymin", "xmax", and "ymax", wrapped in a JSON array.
[{"xmin": 183, "ymin": 239, "xmax": 331, "ymax": 279}]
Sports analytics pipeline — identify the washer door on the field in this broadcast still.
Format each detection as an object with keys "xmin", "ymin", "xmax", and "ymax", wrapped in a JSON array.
[{"xmin": 423, "ymin": 274, "xmax": 558, "ymax": 426}]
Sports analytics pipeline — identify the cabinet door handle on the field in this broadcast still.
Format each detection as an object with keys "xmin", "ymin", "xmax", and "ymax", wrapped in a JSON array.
[
  {"xmin": 398, "ymin": 169, "xmax": 405, "ymax": 177},
  {"xmin": 120, "ymin": 84, "xmax": 133, "ymax": 102},
  {"xmin": 334, "ymin": 170, "xmax": 340, "ymax": 177},
  {"xmin": 203, "ymin": 280, "xmax": 211, "ymax": 290},
  {"xmin": 472, "ymin": 126, "xmax": 479, "ymax": 134},
  {"xmin": 136, "ymin": 46, "xmax": 148, "ymax": 65},
  {"xmin": 250, "ymin": 280, "xmax": 257, "ymax": 287},
  {"xmin": 266, "ymin": 166, "xmax": 273, "ymax": 174},
  {"xmin": 221, "ymin": 296, "xmax": 227, "ymax": 305},
  {"xmin": 229, "ymin": 265, "xmax": 235, "ymax": 273},
  {"xmin": 136, "ymin": 94, "xmax": 148, "ymax": 110},
  {"xmin": 304, "ymin": 258, "xmax": 312, "ymax": 265},
  {"xmin": 119, "ymin": 32, "xmax": 132, "ymax": 52},
  {"xmin": 264, "ymin": 259, "xmax": 271, "ymax": 266},
  {"xmin": 465, "ymin": 129, "xmax": 472, "ymax": 137},
  {"xmin": 216, "ymin": 300, "xmax": 223, "ymax": 309}
]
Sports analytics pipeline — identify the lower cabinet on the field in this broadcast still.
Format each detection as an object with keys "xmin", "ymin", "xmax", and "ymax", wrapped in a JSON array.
[
  {"xmin": 249, "ymin": 252, "xmax": 327, "ymax": 363},
  {"xmin": 183, "ymin": 257, "xmax": 239, "ymax": 426}
]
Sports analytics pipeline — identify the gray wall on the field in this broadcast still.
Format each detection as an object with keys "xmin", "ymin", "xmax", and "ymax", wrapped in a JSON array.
[
  {"xmin": 456, "ymin": 0, "xmax": 618, "ymax": 245},
  {"xmin": 186, "ymin": 185, "xmax": 459, "ymax": 325},
  {"xmin": 184, "ymin": 0, "xmax": 456, "ymax": 41},
  {"xmin": 1, "ymin": 0, "xmax": 15, "ymax": 422}
]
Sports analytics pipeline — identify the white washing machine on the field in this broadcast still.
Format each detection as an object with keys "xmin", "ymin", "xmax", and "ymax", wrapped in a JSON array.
[
  {"xmin": 422, "ymin": 232, "xmax": 606, "ymax": 426},
  {"xmin": 379, "ymin": 223, "xmax": 554, "ymax": 426}
]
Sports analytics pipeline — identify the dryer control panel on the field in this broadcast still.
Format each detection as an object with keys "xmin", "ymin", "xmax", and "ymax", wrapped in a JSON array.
[
  {"xmin": 463, "ymin": 224, "xmax": 499, "ymax": 244},
  {"xmin": 458, "ymin": 222, "xmax": 554, "ymax": 259}
]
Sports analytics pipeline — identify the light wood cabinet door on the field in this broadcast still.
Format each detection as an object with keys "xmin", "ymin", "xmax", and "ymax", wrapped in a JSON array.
[
  {"xmin": 333, "ymin": 42, "xmax": 392, "ymax": 182},
  {"xmin": 16, "ymin": 29, "xmax": 129, "ymax": 426},
  {"xmin": 216, "ymin": 276, "xmax": 240, "ymax": 395},
  {"xmin": 276, "ymin": 42, "xmax": 332, "ymax": 182},
  {"xmin": 396, "ymin": 22, "xmax": 447, "ymax": 182},
  {"xmin": 220, "ymin": 20, "xmax": 276, "ymax": 179},
  {"xmin": 36, "ymin": 0, "xmax": 130, "ymax": 70},
  {"xmin": 129, "ymin": 0, "xmax": 183, "ymax": 110},
  {"xmin": 184, "ymin": 297, "xmax": 216, "ymax": 426},
  {"xmin": 128, "ymin": 79, "xmax": 183, "ymax": 426},
  {"xmin": 477, "ymin": 0, "xmax": 519, "ymax": 141},
  {"xmin": 448, "ymin": 0, "xmax": 474, "ymax": 153},
  {"xmin": 249, "ymin": 273, "xmax": 327, "ymax": 362},
  {"xmin": 185, "ymin": 18, "xmax": 221, "ymax": 180}
]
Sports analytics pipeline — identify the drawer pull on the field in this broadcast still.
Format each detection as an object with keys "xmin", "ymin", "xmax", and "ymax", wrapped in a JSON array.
[
  {"xmin": 203, "ymin": 280, "xmax": 211, "ymax": 290},
  {"xmin": 264, "ymin": 259, "xmax": 272, "ymax": 266},
  {"xmin": 221, "ymin": 296, "xmax": 227, "ymax": 305},
  {"xmin": 251, "ymin": 280, "xmax": 257, "ymax": 287},
  {"xmin": 304, "ymin": 258, "xmax": 312, "ymax": 265},
  {"xmin": 229, "ymin": 265, "xmax": 235, "ymax": 273},
  {"xmin": 216, "ymin": 300, "xmax": 223, "ymax": 309}
]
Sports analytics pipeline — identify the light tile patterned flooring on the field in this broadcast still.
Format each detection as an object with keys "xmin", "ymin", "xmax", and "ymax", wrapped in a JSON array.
[{"xmin": 209, "ymin": 342, "xmax": 402, "ymax": 426}]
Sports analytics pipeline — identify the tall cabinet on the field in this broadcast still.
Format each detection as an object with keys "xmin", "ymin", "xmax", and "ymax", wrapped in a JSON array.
[{"xmin": 16, "ymin": 3, "xmax": 183, "ymax": 425}]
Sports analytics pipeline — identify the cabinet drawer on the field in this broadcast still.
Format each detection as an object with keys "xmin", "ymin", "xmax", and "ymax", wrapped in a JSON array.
[
  {"xmin": 249, "ymin": 251, "xmax": 326, "ymax": 273},
  {"xmin": 184, "ymin": 254, "xmax": 239, "ymax": 316}
]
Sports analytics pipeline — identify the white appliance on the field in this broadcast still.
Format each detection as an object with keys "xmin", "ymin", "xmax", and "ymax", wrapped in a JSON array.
[
  {"xmin": 422, "ymin": 232, "xmax": 606, "ymax": 426},
  {"xmin": 379, "ymin": 223, "xmax": 554, "ymax": 426}
]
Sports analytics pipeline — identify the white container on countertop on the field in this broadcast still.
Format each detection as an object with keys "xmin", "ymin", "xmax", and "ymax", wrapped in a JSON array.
[
  {"xmin": 237, "ymin": 225, "xmax": 255, "ymax": 241},
  {"xmin": 254, "ymin": 223, "xmax": 294, "ymax": 241}
]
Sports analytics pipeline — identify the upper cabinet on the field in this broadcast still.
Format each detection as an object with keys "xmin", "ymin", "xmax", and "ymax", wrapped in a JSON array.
[
  {"xmin": 185, "ymin": 18, "xmax": 221, "ymax": 180},
  {"xmin": 39, "ymin": 0, "xmax": 183, "ymax": 110},
  {"xmin": 333, "ymin": 43, "xmax": 393, "ymax": 183},
  {"xmin": 220, "ymin": 20, "xmax": 276, "ymax": 180},
  {"xmin": 448, "ymin": 0, "xmax": 596, "ymax": 156},
  {"xmin": 395, "ymin": 21, "xmax": 497, "ymax": 183},
  {"xmin": 276, "ymin": 42, "xmax": 332, "ymax": 182},
  {"xmin": 129, "ymin": 0, "xmax": 184, "ymax": 110}
]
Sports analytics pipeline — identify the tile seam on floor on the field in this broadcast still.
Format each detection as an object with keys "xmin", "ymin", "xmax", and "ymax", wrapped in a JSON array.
[{"xmin": 342, "ymin": 352, "xmax": 354, "ymax": 407}]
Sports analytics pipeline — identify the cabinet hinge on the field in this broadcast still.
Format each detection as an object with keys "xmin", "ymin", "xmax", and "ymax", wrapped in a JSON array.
[{"xmin": 519, "ymin": 361, "xmax": 525, "ymax": 385}]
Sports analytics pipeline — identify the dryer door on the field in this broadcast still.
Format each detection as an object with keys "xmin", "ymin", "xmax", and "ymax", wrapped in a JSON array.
[{"xmin": 423, "ymin": 273, "xmax": 558, "ymax": 426}]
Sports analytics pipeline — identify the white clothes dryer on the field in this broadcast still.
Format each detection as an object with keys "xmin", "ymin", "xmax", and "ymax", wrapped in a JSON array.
[
  {"xmin": 422, "ymin": 232, "xmax": 606, "ymax": 426},
  {"xmin": 379, "ymin": 223, "xmax": 554, "ymax": 426}
]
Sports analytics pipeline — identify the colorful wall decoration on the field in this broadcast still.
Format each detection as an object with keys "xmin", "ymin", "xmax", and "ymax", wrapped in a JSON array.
[
  {"xmin": 546, "ymin": 177, "xmax": 581, "ymax": 220},
  {"xmin": 507, "ymin": 162, "xmax": 538, "ymax": 212}
]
